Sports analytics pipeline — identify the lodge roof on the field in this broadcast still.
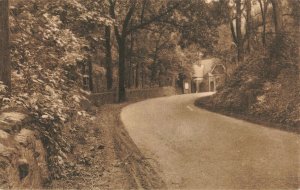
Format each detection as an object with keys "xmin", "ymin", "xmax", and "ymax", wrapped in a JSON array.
[{"xmin": 192, "ymin": 58, "xmax": 221, "ymax": 78}]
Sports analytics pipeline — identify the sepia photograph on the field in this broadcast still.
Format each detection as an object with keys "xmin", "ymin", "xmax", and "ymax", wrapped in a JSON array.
[{"xmin": 0, "ymin": 0, "xmax": 299, "ymax": 189}]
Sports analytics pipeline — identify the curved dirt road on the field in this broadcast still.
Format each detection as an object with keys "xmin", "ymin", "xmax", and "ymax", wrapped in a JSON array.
[{"xmin": 121, "ymin": 93, "xmax": 300, "ymax": 189}]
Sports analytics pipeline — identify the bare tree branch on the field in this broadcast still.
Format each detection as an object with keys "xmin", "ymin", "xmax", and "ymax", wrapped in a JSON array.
[
  {"xmin": 122, "ymin": 1, "xmax": 137, "ymax": 37},
  {"xmin": 127, "ymin": 2, "xmax": 180, "ymax": 35},
  {"xmin": 108, "ymin": 0, "xmax": 121, "ymax": 42}
]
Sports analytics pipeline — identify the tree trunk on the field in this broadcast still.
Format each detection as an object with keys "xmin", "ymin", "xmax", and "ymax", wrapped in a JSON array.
[
  {"xmin": 135, "ymin": 62, "xmax": 140, "ymax": 88},
  {"xmin": 108, "ymin": 0, "xmax": 135, "ymax": 102},
  {"xmin": 151, "ymin": 64, "xmax": 157, "ymax": 86},
  {"xmin": 245, "ymin": 0, "xmax": 252, "ymax": 53},
  {"xmin": 0, "ymin": 0, "xmax": 11, "ymax": 92},
  {"xmin": 230, "ymin": 20, "xmax": 238, "ymax": 45},
  {"xmin": 262, "ymin": 9, "xmax": 267, "ymax": 46},
  {"xmin": 236, "ymin": 0, "xmax": 244, "ymax": 62},
  {"xmin": 127, "ymin": 32, "xmax": 134, "ymax": 88},
  {"xmin": 270, "ymin": 0, "xmax": 283, "ymax": 35},
  {"xmin": 258, "ymin": 0, "xmax": 269, "ymax": 46},
  {"xmin": 118, "ymin": 38, "xmax": 126, "ymax": 102},
  {"xmin": 105, "ymin": 26, "xmax": 113, "ymax": 90},
  {"xmin": 128, "ymin": 61, "xmax": 132, "ymax": 88},
  {"xmin": 133, "ymin": 66, "xmax": 136, "ymax": 88},
  {"xmin": 151, "ymin": 39, "xmax": 161, "ymax": 86},
  {"xmin": 141, "ymin": 63, "xmax": 145, "ymax": 88}
]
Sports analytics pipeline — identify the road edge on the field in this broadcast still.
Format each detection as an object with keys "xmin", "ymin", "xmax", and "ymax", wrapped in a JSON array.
[
  {"xmin": 115, "ymin": 104, "xmax": 167, "ymax": 189},
  {"xmin": 194, "ymin": 96, "xmax": 300, "ymax": 134}
]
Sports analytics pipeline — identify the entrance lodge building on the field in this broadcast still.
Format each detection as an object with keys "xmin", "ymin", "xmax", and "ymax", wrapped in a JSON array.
[{"xmin": 191, "ymin": 58, "xmax": 226, "ymax": 93}]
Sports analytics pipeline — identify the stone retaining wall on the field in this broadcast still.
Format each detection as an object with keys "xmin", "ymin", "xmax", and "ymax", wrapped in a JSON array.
[
  {"xmin": 91, "ymin": 87, "xmax": 176, "ymax": 106},
  {"xmin": 90, "ymin": 91, "xmax": 116, "ymax": 106}
]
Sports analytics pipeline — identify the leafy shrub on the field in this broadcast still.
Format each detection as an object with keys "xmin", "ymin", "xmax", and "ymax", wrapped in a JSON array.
[
  {"xmin": 2, "ymin": 0, "xmax": 111, "ymax": 179},
  {"xmin": 203, "ymin": 34, "xmax": 299, "ymax": 128}
]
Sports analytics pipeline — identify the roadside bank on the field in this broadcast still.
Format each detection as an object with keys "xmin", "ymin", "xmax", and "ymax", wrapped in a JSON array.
[{"xmin": 49, "ymin": 103, "xmax": 165, "ymax": 189}]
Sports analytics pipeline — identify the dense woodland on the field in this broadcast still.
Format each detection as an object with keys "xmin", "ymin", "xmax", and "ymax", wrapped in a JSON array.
[
  {"xmin": 0, "ymin": 0, "xmax": 226, "ymax": 128},
  {"xmin": 204, "ymin": 0, "xmax": 300, "ymax": 128},
  {"xmin": 0, "ymin": 0, "xmax": 299, "ymax": 184}
]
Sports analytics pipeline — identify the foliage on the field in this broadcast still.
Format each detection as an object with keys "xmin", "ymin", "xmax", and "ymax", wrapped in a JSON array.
[
  {"xmin": 200, "ymin": 0, "xmax": 299, "ymax": 129},
  {"xmin": 5, "ymin": 0, "xmax": 216, "ymax": 168},
  {"xmin": 0, "ymin": 82, "xmax": 8, "ymax": 108},
  {"xmin": 175, "ymin": 0, "xmax": 220, "ymax": 52},
  {"xmin": 206, "ymin": 32, "xmax": 300, "ymax": 127},
  {"xmin": 249, "ymin": 65, "xmax": 300, "ymax": 126},
  {"xmin": 1, "ymin": 0, "xmax": 111, "ymax": 179}
]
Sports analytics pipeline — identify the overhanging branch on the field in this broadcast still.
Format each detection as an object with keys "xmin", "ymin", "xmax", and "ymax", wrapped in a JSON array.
[{"xmin": 127, "ymin": 2, "xmax": 180, "ymax": 35}]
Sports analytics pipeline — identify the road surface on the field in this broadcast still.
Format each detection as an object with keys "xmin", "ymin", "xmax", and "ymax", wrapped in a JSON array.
[{"xmin": 121, "ymin": 93, "xmax": 300, "ymax": 189}]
